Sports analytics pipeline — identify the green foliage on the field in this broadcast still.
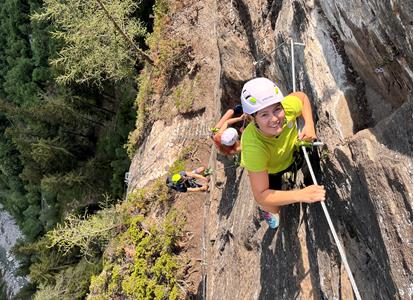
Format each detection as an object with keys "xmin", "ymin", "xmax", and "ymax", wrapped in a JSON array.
[
  {"xmin": 0, "ymin": 116, "xmax": 24, "ymax": 188},
  {"xmin": 29, "ymin": 249, "xmax": 65, "ymax": 285},
  {"xmin": 3, "ymin": 58, "xmax": 39, "ymax": 105},
  {"xmin": 21, "ymin": 211, "xmax": 43, "ymax": 239},
  {"xmin": 31, "ymin": 137, "xmax": 75, "ymax": 170},
  {"xmin": 127, "ymin": 0, "xmax": 192, "ymax": 156},
  {"xmin": 33, "ymin": 258, "xmax": 101, "ymax": 300},
  {"xmin": 32, "ymin": 0, "xmax": 148, "ymax": 85},
  {"xmin": 38, "ymin": 199, "xmax": 60, "ymax": 232},
  {"xmin": 0, "ymin": 78, "xmax": 136, "ymax": 235},
  {"xmin": 0, "ymin": 1, "xmax": 197, "ymax": 300},
  {"xmin": 0, "ymin": 0, "xmax": 156, "ymax": 298},
  {"xmin": 0, "ymin": 0, "xmax": 42, "ymax": 105},
  {"xmin": 46, "ymin": 204, "xmax": 123, "ymax": 258},
  {"xmin": 151, "ymin": 38, "xmax": 189, "ymax": 93},
  {"xmin": 127, "ymin": 177, "xmax": 170, "ymax": 213},
  {"xmin": 145, "ymin": 0, "xmax": 169, "ymax": 55},
  {"xmin": 173, "ymin": 75, "xmax": 200, "ymax": 113},
  {"xmin": 14, "ymin": 236, "xmax": 78, "ymax": 287},
  {"xmin": 10, "ymin": 282, "xmax": 36, "ymax": 300},
  {"xmin": 14, "ymin": 216, "xmax": 103, "ymax": 299},
  {"xmin": 167, "ymin": 145, "xmax": 195, "ymax": 175},
  {"xmin": 127, "ymin": 188, "xmax": 149, "ymax": 211},
  {"xmin": 146, "ymin": 0, "xmax": 189, "ymax": 95},
  {"xmin": 41, "ymin": 172, "xmax": 87, "ymax": 195},
  {"xmin": 0, "ymin": 270, "xmax": 7, "ymax": 300},
  {"xmin": 151, "ymin": 178, "xmax": 170, "ymax": 203},
  {"xmin": 93, "ymin": 85, "xmax": 135, "ymax": 198},
  {"xmin": 88, "ymin": 210, "xmax": 185, "ymax": 300},
  {"xmin": 320, "ymin": 145, "xmax": 331, "ymax": 161},
  {"xmin": 32, "ymin": 285, "xmax": 59, "ymax": 300},
  {"xmin": 168, "ymin": 159, "xmax": 186, "ymax": 176},
  {"xmin": 14, "ymin": 172, "xmax": 185, "ymax": 299},
  {"xmin": 126, "ymin": 67, "xmax": 152, "ymax": 158}
]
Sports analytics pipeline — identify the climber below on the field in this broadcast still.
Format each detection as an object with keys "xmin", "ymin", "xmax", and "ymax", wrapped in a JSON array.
[
  {"xmin": 240, "ymin": 77, "xmax": 326, "ymax": 229},
  {"xmin": 210, "ymin": 105, "xmax": 246, "ymax": 156},
  {"xmin": 166, "ymin": 166, "xmax": 210, "ymax": 193}
]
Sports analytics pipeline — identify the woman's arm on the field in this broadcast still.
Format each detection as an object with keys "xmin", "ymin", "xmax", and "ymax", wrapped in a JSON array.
[
  {"xmin": 187, "ymin": 185, "xmax": 208, "ymax": 192},
  {"xmin": 216, "ymin": 114, "xmax": 246, "ymax": 135},
  {"xmin": 213, "ymin": 109, "xmax": 235, "ymax": 129},
  {"xmin": 186, "ymin": 172, "xmax": 209, "ymax": 182},
  {"xmin": 248, "ymin": 171, "xmax": 325, "ymax": 206},
  {"xmin": 226, "ymin": 113, "xmax": 246, "ymax": 126},
  {"xmin": 290, "ymin": 92, "xmax": 316, "ymax": 141}
]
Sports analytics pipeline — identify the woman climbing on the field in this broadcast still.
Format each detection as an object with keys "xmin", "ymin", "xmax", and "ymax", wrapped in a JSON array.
[
  {"xmin": 210, "ymin": 105, "xmax": 246, "ymax": 156},
  {"xmin": 166, "ymin": 166, "xmax": 209, "ymax": 193},
  {"xmin": 240, "ymin": 77, "xmax": 325, "ymax": 229}
]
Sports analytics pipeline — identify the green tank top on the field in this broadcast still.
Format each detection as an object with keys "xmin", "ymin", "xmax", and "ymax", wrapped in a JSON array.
[{"xmin": 240, "ymin": 95, "xmax": 302, "ymax": 174}]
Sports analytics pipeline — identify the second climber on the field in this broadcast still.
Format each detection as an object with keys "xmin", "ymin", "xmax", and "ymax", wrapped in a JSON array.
[{"xmin": 210, "ymin": 105, "xmax": 246, "ymax": 156}]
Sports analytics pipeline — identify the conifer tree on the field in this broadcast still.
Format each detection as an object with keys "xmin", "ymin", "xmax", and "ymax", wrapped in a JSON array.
[{"xmin": 32, "ymin": 0, "xmax": 150, "ymax": 85}]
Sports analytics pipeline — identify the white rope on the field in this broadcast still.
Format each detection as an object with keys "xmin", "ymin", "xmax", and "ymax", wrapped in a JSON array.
[
  {"xmin": 291, "ymin": 39, "xmax": 296, "ymax": 92},
  {"xmin": 200, "ymin": 145, "xmax": 218, "ymax": 300},
  {"xmin": 301, "ymin": 147, "xmax": 362, "ymax": 300},
  {"xmin": 291, "ymin": 38, "xmax": 362, "ymax": 300},
  {"xmin": 201, "ymin": 190, "xmax": 207, "ymax": 300}
]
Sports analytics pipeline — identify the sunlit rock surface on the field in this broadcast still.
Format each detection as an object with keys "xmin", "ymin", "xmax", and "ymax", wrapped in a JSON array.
[{"xmin": 127, "ymin": 0, "xmax": 412, "ymax": 299}]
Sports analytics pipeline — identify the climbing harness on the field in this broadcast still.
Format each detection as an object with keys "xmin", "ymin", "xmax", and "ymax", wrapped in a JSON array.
[{"xmin": 290, "ymin": 39, "xmax": 362, "ymax": 300}]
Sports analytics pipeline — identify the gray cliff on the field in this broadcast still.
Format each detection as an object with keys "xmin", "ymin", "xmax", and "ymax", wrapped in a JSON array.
[{"xmin": 128, "ymin": 0, "xmax": 412, "ymax": 299}]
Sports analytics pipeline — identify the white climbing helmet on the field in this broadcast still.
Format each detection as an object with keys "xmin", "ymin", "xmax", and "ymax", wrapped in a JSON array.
[
  {"xmin": 240, "ymin": 77, "xmax": 284, "ymax": 115},
  {"xmin": 221, "ymin": 128, "xmax": 238, "ymax": 146}
]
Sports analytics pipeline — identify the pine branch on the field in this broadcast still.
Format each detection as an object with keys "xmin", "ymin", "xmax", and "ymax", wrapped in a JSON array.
[{"xmin": 95, "ymin": 0, "xmax": 154, "ymax": 65}]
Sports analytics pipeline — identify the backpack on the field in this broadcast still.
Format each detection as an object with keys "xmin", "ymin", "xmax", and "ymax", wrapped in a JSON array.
[{"xmin": 166, "ymin": 176, "xmax": 178, "ymax": 190}]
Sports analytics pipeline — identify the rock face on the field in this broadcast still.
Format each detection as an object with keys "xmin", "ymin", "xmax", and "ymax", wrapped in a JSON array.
[{"xmin": 128, "ymin": 0, "xmax": 412, "ymax": 299}]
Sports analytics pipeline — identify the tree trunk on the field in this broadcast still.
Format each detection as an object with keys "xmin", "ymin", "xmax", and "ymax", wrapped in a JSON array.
[{"xmin": 95, "ymin": 0, "xmax": 154, "ymax": 65}]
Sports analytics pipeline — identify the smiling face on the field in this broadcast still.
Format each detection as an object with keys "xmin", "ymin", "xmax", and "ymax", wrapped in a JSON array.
[{"xmin": 254, "ymin": 103, "xmax": 285, "ymax": 137}]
